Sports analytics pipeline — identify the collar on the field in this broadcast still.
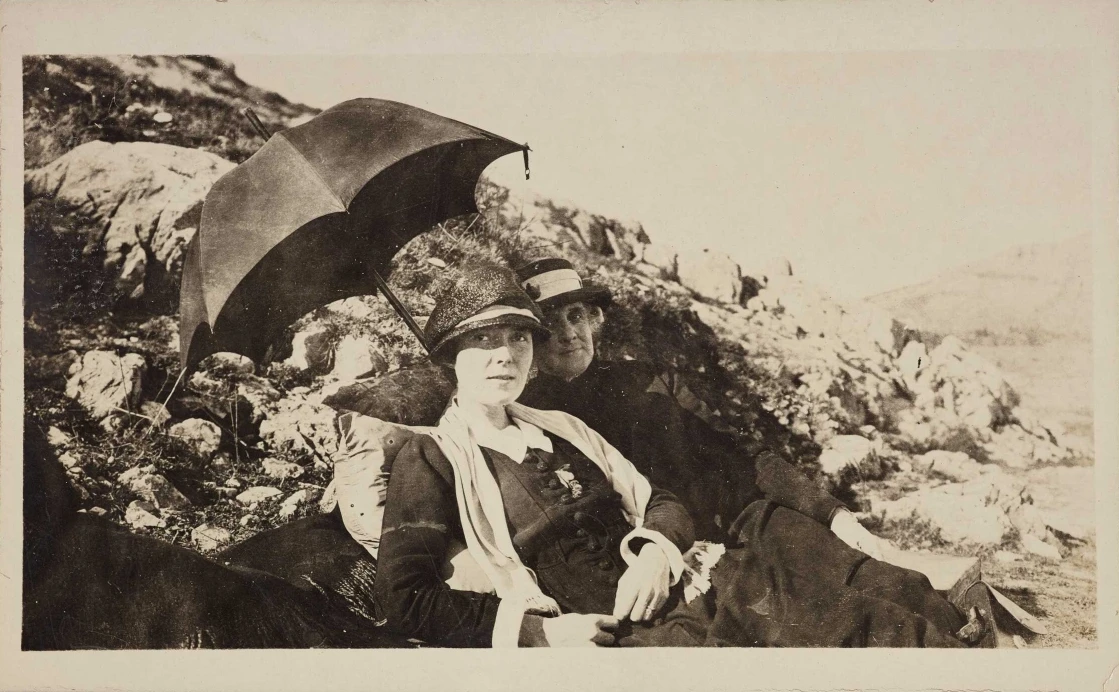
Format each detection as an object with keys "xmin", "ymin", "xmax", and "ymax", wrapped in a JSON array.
[{"xmin": 471, "ymin": 415, "xmax": 554, "ymax": 463}]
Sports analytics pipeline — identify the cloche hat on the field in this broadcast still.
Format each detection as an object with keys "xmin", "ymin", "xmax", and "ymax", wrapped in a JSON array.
[
  {"xmin": 515, "ymin": 258, "xmax": 612, "ymax": 309},
  {"xmin": 424, "ymin": 265, "xmax": 550, "ymax": 362}
]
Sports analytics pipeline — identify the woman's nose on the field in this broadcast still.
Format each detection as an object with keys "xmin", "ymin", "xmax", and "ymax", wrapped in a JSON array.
[{"xmin": 557, "ymin": 320, "xmax": 577, "ymax": 340}]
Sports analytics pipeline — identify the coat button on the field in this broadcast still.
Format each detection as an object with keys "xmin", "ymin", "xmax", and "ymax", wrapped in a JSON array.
[
  {"xmin": 575, "ymin": 529, "xmax": 588, "ymax": 538},
  {"xmin": 536, "ymin": 460, "xmax": 549, "ymax": 472}
]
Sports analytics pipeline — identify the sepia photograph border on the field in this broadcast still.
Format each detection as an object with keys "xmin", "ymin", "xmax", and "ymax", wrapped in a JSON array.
[{"xmin": 1, "ymin": 1, "xmax": 1117, "ymax": 691}]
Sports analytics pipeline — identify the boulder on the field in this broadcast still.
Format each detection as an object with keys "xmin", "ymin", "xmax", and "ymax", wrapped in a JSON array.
[
  {"xmin": 24, "ymin": 141, "xmax": 235, "ymax": 302},
  {"xmin": 676, "ymin": 248, "xmax": 742, "ymax": 304},
  {"xmin": 286, "ymin": 327, "xmax": 335, "ymax": 374},
  {"xmin": 639, "ymin": 243, "xmax": 679, "ymax": 279},
  {"xmin": 119, "ymin": 466, "xmax": 192, "ymax": 511},
  {"xmin": 869, "ymin": 473, "xmax": 1060, "ymax": 552},
  {"xmin": 817, "ymin": 435, "xmax": 876, "ymax": 476},
  {"xmin": 258, "ymin": 398, "xmax": 340, "ymax": 459},
  {"xmin": 236, "ymin": 487, "xmax": 282, "ymax": 505},
  {"xmin": 278, "ymin": 489, "xmax": 311, "ymax": 519},
  {"xmin": 124, "ymin": 500, "xmax": 165, "ymax": 529},
  {"xmin": 64, "ymin": 351, "xmax": 147, "ymax": 428},
  {"xmin": 330, "ymin": 336, "xmax": 388, "ymax": 381},
  {"xmin": 910, "ymin": 450, "xmax": 984, "ymax": 482},
  {"xmin": 261, "ymin": 458, "xmax": 304, "ymax": 480},
  {"xmin": 191, "ymin": 524, "xmax": 233, "ymax": 552},
  {"xmin": 168, "ymin": 418, "xmax": 222, "ymax": 459},
  {"xmin": 46, "ymin": 426, "xmax": 72, "ymax": 449}
]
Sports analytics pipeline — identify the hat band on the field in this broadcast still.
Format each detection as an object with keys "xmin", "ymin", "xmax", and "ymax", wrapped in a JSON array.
[
  {"xmin": 457, "ymin": 305, "xmax": 541, "ymax": 330},
  {"xmin": 523, "ymin": 268, "xmax": 583, "ymax": 302}
]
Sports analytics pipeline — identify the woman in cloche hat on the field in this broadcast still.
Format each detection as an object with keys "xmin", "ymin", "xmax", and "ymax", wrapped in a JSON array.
[{"xmin": 373, "ymin": 264, "xmax": 982, "ymax": 648}]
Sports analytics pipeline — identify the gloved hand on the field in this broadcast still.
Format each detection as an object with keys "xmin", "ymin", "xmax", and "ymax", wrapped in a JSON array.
[
  {"xmin": 613, "ymin": 542, "xmax": 671, "ymax": 622},
  {"xmin": 830, "ymin": 509, "xmax": 887, "ymax": 560}
]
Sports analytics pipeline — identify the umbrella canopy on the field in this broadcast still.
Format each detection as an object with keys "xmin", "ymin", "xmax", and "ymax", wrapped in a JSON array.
[{"xmin": 179, "ymin": 98, "xmax": 526, "ymax": 370}]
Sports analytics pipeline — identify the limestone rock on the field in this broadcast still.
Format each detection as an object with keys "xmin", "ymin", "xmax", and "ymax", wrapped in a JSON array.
[
  {"xmin": 24, "ymin": 141, "xmax": 235, "ymax": 302},
  {"xmin": 911, "ymin": 450, "xmax": 984, "ymax": 482},
  {"xmin": 64, "ymin": 351, "xmax": 146, "ymax": 427},
  {"xmin": 639, "ymin": 243, "xmax": 679, "ymax": 279},
  {"xmin": 261, "ymin": 458, "xmax": 304, "ymax": 480},
  {"xmin": 286, "ymin": 327, "xmax": 335, "ymax": 374},
  {"xmin": 331, "ymin": 336, "xmax": 388, "ymax": 381},
  {"xmin": 278, "ymin": 489, "xmax": 311, "ymax": 519},
  {"xmin": 168, "ymin": 418, "xmax": 222, "ymax": 459},
  {"xmin": 818, "ymin": 436, "xmax": 876, "ymax": 476},
  {"xmin": 46, "ymin": 426, "xmax": 72, "ymax": 449},
  {"xmin": 236, "ymin": 486, "xmax": 282, "ymax": 505},
  {"xmin": 119, "ymin": 466, "xmax": 192, "ymax": 511},
  {"xmin": 676, "ymin": 248, "xmax": 742, "ymax": 304},
  {"xmin": 258, "ymin": 397, "xmax": 340, "ymax": 459},
  {"xmin": 125, "ymin": 500, "xmax": 165, "ymax": 529},
  {"xmin": 139, "ymin": 401, "xmax": 171, "ymax": 428},
  {"xmin": 191, "ymin": 524, "xmax": 232, "ymax": 552}
]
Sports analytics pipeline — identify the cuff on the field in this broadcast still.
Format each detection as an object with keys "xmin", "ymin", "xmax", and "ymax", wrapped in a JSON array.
[
  {"xmin": 621, "ymin": 527, "xmax": 687, "ymax": 585},
  {"xmin": 492, "ymin": 597, "xmax": 527, "ymax": 648}
]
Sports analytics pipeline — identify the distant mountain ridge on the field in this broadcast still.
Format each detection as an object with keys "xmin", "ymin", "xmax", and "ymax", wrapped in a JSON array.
[{"xmin": 869, "ymin": 233, "xmax": 1092, "ymax": 344}]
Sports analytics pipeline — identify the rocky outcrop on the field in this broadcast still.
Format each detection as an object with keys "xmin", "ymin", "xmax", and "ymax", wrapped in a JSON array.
[
  {"xmin": 168, "ymin": 418, "xmax": 222, "ymax": 459},
  {"xmin": 25, "ymin": 141, "xmax": 234, "ymax": 303},
  {"xmin": 64, "ymin": 351, "xmax": 147, "ymax": 429}
]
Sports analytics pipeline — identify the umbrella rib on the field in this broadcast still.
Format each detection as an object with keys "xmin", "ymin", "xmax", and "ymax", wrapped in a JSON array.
[{"xmin": 276, "ymin": 133, "xmax": 348, "ymax": 212}]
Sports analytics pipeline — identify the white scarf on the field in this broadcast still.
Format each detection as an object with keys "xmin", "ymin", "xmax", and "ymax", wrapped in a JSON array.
[{"xmin": 427, "ymin": 400, "xmax": 655, "ymax": 616}]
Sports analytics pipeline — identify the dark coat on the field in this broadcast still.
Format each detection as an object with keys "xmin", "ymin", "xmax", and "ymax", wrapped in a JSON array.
[
  {"xmin": 373, "ymin": 432, "xmax": 695, "ymax": 647},
  {"xmin": 520, "ymin": 360, "xmax": 845, "ymax": 541}
]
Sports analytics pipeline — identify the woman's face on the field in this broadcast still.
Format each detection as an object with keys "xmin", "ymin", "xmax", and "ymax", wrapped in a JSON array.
[
  {"xmin": 537, "ymin": 301, "xmax": 597, "ymax": 382},
  {"xmin": 453, "ymin": 324, "xmax": 535, "ymax": 407}
]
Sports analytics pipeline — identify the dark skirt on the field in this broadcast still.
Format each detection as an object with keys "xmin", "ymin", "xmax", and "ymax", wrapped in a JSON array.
[{"xmin": 616, "ymin": 501, "xmax": 966, "ymax": 648}]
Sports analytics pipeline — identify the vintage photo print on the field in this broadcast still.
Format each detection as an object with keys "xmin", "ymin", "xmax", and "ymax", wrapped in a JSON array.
[{"xmin": 1, "ymin": 1, "xmax": 1116, "ymax": 691}]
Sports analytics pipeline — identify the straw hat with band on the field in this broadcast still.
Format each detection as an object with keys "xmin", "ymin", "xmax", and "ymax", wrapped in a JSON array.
[
  {"xmin": 424, "ymin": 265, "xmax": 551, "ymax": 363},
  {"xmin": 515, "ymin": 258, "xmax": 612, "ymax": 309}
]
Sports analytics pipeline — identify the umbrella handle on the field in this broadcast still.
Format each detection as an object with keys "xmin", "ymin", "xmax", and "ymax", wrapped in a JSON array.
[
  {"xmin": 523, "ymin": 144, "xmax": 531, "ymax": 180},
  {"xmin": 368, "ymin": 267, "xmax": 430, "ymax": 353}
]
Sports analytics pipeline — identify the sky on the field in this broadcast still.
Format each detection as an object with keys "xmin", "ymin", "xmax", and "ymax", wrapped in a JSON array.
[{"xmin": 226, "ymin": 50, "xmax": 1092, "ymax": 300}]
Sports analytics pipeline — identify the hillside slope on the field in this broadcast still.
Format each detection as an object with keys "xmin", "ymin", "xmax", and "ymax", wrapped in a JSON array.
[{"xmin": 870, "ymin": 234, "xmax": 1093, "ymax": 449}]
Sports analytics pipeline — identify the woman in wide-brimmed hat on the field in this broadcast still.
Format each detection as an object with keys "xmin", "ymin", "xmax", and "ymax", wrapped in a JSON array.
[{"xmin": 373, "ymin": 264, "xmax": 980, "ymax": 648}]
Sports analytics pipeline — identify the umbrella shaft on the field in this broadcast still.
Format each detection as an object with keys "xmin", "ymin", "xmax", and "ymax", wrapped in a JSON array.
[{"xmin": 369, "ymin": 268, "xmax": 429, "ymax": 353}]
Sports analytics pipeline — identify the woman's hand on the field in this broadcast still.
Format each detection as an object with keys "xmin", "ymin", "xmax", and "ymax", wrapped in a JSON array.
[
  {"xmin": 830, "ymin": 509, "xmax": 887, "ymax": 560},
  {"xmin": 613, "ymin": 542, "xmax": 671, "ymax": 622},
  {"xmin": 540, "ymin": 613, "xmax": 619, "ymax": 647}
]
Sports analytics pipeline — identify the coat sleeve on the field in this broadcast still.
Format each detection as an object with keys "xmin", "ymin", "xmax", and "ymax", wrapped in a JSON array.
[{"xmin": 374, "ymin": 434, "xmax": 503, "ymax": 647}]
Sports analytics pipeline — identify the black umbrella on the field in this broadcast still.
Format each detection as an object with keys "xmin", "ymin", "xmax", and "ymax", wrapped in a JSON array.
[{"xmin": 179, "ymin": 98, "xmax": 528, "ymax": 370}]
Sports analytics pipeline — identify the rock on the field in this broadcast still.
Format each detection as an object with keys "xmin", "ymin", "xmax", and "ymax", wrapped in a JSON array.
[
  {"xmin": 639, "ymin": 243, "xmax": 679, "ymax": 279},
  {"xmin": 1021, "ymin": 534, "xmax": 1062, "ymax": 561},
  {"xmin": 869, "ymin": 474, "xmax": 1058, "ymax": 550},
  {"xmin": 286, "ymin": 327, "xmax": 335, "ymax": 374},
  {"xmin": 139, "ymin": 401, "xmax": 171, "ymax": 428},
  {"xmin": 236, "ymin": 486, "xmax": 282, "ymax": 505},
  {"xmin": 168, "ymin": 418, "xmax": 222, "ymax": 459},
  {"xmin": 676, "ymin": 248, "xmax": 742, "ymax": 304},
  {"xmin": 58, "ymin": 452, "xmax": 81, "ymax": 469},
  {"xmin": 197, "ymin": 352, "xmax": 256, "ymax": 375},
  {"xmin": 88, "ymin": 506, "xmax": 108, "ymax": 517},
  {"xmin": 982, "ymin": 424, "xmax": 1069, "ymax": 468},
  {"xmin": 190, "ymin": 524, "xmax": 232, "ymax": 551},
  {"xmin": 331, "ymin": 336, "xmax": 388, "ymax": 380},
  {"xmin": 153, "ymin": 111, "xmax": 173, "ymax": 123},
  {"xmin": 239, "ymin": 514, "xmax": 258, "ymax": 527},
  {"xmin": 124, "ymin": 500, "xmax": 165, "ymax": 529},
  {"xmin": 123, "ymin": 470, "xmax": 192, "ymax": 511},
  {"xmin": 224, "ymin": 477, "xmax": 242, "ymax": 488},
  {"xmin": 24, "ymin": 141, "xmax": 235, "ymax": 303},
  {"xmin": 817, "ymin": 435, "xmax": 876, "ymax": 476},
  {"xmin": 258, "ymin": 398, "xmax": 340, "ymax": 459},
  {"xmin": 911, "ymin": 450, "xmax": 984, "ymax": 482},
  {"xmin": 278, "ymin": 489, "xmax": 310, "ymax": 518},
  {"xmin": 261, "ymin": 458, "xmax": 304, "ymax": 480},
  {"xmin": 426, "ymin": 257, "xmax": 447, "ymax": 268},
  {"xmin": 46, "ymin": 426, "xmax": 72, "ymax": 449},
  {"xmin": 994, "ymin": 550, "xmax": 1023, "ymax": 564},
  {"xmin": 64, "ymin": 351, "xmax": 147, "ymax": 427}
]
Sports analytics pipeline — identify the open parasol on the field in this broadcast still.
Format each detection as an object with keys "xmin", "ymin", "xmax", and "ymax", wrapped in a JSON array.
[{"xmin": 179, "ymin": 98, "xmax": 528, "ymax": 370}]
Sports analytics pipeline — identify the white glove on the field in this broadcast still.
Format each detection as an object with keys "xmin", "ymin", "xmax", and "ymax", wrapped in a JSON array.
[{"xmin": 830, "ymin": 509, "xmax": 886, "ymax": 561}]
